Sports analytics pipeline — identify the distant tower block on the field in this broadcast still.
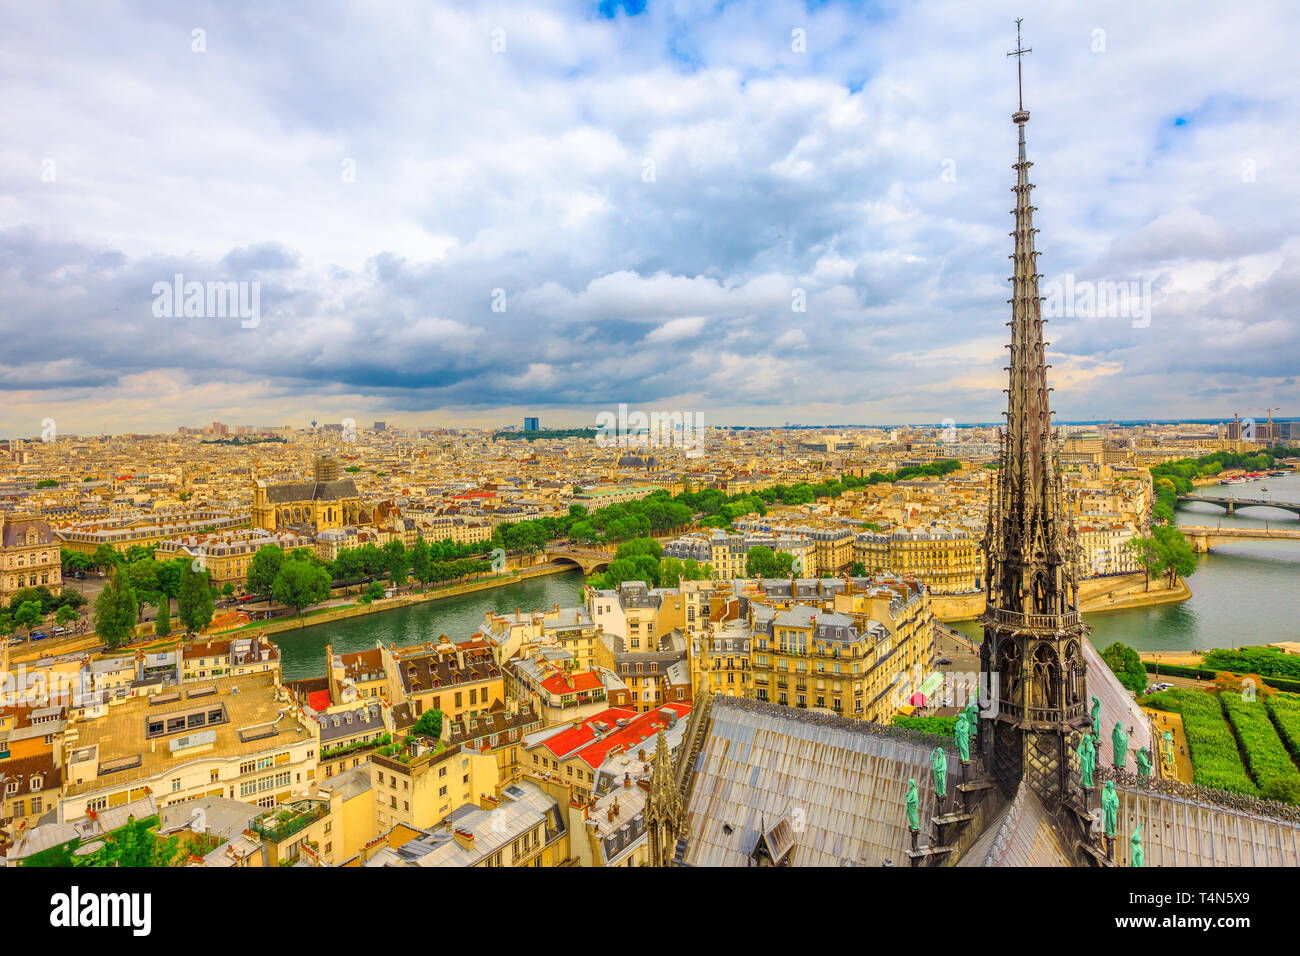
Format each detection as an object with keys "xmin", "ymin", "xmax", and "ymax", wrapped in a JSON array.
[{"xmin": 314, "ymin": 454, "xmax": 341, "ymax": 483}]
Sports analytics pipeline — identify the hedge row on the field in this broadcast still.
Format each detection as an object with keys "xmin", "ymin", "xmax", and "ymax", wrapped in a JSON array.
[
  {"xmin": 1141, "ymin": 689, "xmax": 1258, "ymax": 795},
  {"xmin": 891, "ymin": 715, "xmax": 958, "ymax": 736},
  {"xmin": 1142, "ymin": 660, "xmax": 1300, "ymax": 694},
  {"xmin": 1266, "ymin": 695, "xmax": 1300, "ymax": 761},
  {"xmin": 1220, "ymin": 693, "xmax": 1299, "ymax": 788}
]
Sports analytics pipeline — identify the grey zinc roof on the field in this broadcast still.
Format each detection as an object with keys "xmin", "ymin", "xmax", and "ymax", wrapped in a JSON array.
[
  {"xmin": 1111, "ymin": 785, "xmax": 1300, "ymax": 867},
  {"xmin": 683, "ymin": 697, "xmax": 950, "ymax": 867},
  {"xmin": 1083, "ymin": 639, "xmax": 1152, "ymax": 770},
  {"xmin": 957, "ymin": 780, "xmax": 1074, "ymax": 867}
]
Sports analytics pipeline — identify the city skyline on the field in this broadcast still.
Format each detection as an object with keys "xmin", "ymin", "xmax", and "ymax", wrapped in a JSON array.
[{"xmin": 3, "ymin": 2, "xmax": 1298, "ymax": 431}]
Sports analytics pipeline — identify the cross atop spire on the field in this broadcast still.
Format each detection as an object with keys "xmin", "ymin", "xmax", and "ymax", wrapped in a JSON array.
[{"xmin": 1007, "ymin": 18, "xmax": 1032, "ymax": 113}]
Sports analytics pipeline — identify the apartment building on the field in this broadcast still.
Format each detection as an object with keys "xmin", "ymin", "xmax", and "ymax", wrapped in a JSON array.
[
  {"xmin": 0, "ymin": 512, "xmax": 62, "ymax": 603},
  {"xmin": 748, "ymin": 577, "xmax": 935, "ymax": 723},
  {"xmin": 381, "ymin": 639, "xmax": 504, "ymax": 727},
  {"xmin": 586, "ymin": 580, "xmax": 685, "ymax": 649},
  {"xmin": 59, "ymin": 672, "xmax": 319, "ymax": 818},
  {"xmin": 369, "ymin": 739, "xmax": 498, "ymax": 833},
  {"xmin": 853, "ymin": 525, "xmax": 982, "ymax": 594}
]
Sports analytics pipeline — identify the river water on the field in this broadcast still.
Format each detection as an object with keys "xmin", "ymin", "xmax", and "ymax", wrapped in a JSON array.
[
  {"xmin": 276, "ymin": 474, "xmax": 1300, "ymax": 679},
  {"xmin": 954, "ymin": 470, "xmax": 1300, "ymax": 653},
  {"xmin": 275, "ymin": 569, "xmax": 587, "ymax": 681}
]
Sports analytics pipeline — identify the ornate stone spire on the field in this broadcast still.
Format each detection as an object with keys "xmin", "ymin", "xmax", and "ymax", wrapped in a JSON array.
[
  {"xmin": 644, "ymin": 728, "xmax": 682, "ymax": 867},
  {"xmin": 980, "ymin": 21, "xmax": 1088, "ymax": 809}
]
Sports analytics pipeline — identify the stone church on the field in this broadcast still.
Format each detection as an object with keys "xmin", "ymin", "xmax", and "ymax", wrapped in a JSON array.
[
  {"xmin": 645, "ymin": 59, "xmax": 1300, "ymax": 868},
  {"xmin": 252, "ymin": 454, "xmax": 370, "ymax": 533}
]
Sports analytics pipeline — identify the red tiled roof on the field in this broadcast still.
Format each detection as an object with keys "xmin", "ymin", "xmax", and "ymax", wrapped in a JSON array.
[
  {"xmin": 541, "ymin": 707, "xmax": 638, "ymax": 759},
  {"xmin": 307, "ymin": 690, "xmax": 332, "ymax": 712},
  {"xmin": 540, "ymin": 670, "xmax": 603, "ymax": 696},
  {"xmin": 578, "ymin": 704, "xmax": 691, "ymax": 768},
  {"xmin": 539, "ymin": 703, "xmax": 692, "ymax": 769}
]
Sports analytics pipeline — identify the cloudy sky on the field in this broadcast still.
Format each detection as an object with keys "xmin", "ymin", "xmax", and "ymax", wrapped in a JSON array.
[{"xmin": 2, "ymin": 0, "xmax": 1298, "ymax": 435}]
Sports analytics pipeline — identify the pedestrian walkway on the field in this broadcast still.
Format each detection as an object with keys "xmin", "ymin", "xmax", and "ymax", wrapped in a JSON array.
[{"xmin": 1141, "ymin": 706, "xmax": 1193, "ymax": 784}]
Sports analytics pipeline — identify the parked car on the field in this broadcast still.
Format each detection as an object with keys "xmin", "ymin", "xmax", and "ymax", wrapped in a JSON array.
[
  {"xmin": 51, "ymin": 626, "xmax": 67, "ymax": 636},
  {"xmin": 29, "ymin": 630, "xmax": 49, "ymax": 641},
  {"xmin": 937, "ymin": 657, "xmax": 953, "ymax": 666}
]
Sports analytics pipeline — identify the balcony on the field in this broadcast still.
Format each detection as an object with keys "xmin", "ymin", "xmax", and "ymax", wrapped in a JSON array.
[
  {"xmin": 253, "ymin": 803, "xmax": 326, "ymax": 844},
  {"xmin": 991, "ymin": 608, "xmax": 1080, "ymax": 630}
]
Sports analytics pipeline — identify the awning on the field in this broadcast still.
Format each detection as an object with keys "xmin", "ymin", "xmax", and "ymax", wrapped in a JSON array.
[{"xmin": 919, "ymin": 672, "xmax": 945, "ymax": 697}]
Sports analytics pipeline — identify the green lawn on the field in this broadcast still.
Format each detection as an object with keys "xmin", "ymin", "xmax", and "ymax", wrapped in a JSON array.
[
  {"xmin": 1142, "ymin": 689, "xmax": 1258, "ymax": 795},
  {"xmin": 1221, "ymin": 693, "xmax": 1299, "ymax": 789}
]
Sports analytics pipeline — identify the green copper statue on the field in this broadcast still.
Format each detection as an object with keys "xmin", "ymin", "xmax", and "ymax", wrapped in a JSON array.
[
  {"xmin": 1102, "ymin": 780, "xmax": 1119, "ymax": 837},
  {"xmin": 1130, "ymin": 823, "xmax": 1144, "ymax": 868},
  {"xmin": 1136, "ymin": 746, "xmax": 1152, "ymax": 779},
  {"xmin": 906, "ymin": 778, "xmax": 920, "ymax": 831},
  {"xmin": 954, "ymin": 711, "xmax": 970, "ymax": 763},
  {"xmin": 1163, "ymin": 730, "xmax": 1175, "ymax": 769},
  {"xmin": 1078, "ymin": 733, "xmax": 1096, "ymax": 789},
  {"xmin": 1090, "ymin": 696, "xmax": 1102, "ymax": 747},
  {"xmin": 930, "ymin": 746, "xmax": 948, "ymax": 798},
  {"xmin": 964, "ymin": 698, "xmax": 979, "ymax": 743},
  {"xmin": 1112, "ymin": 722, "xmax": 1128, "ymax": 769}
]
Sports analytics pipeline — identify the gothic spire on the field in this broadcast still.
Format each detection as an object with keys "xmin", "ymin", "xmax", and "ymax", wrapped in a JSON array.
[
  {"xmin": 645, "ymin": 728, "xmax": 682, "ymax": 866},
  {"xmin": 983, "ymin": 22, "xmax": 1076, "ymax": 619}
]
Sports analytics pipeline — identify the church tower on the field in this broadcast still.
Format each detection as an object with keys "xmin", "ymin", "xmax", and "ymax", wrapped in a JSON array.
[
  {"xmin": 978, "ymin": 21, "xmax": 1088, "ymax": 809},
  {"xmin": 644, "ymin": 728, "xmax": 682, "ymax": 867}
]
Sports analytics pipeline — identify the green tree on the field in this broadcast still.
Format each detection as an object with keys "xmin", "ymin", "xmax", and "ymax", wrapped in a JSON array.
[
  {"xmin": 409, "ymin": 538, "xmax": 432, "ymax": 589},
  {"xmin": 246, "ymin": 544, "xmax": 285, "ymax": 606},
  {"xmin": 155, "ymin": 602, "xmax": 172, "ymax": 637},
  {"xmin": 659, "ymin": 556, "xmax": 684, "ymax": 588},
  {"xmin": 177, "ymin": 564, "xmax": 215, "ymax": 637},
  {"xmin": 1125, "ymin": 536, "xmax": 1163, "ymax": 592},
  {"xmin": 91, "ymin": 543, "xmax": 121, "ymax": 573},
  {"xmin": 412, "ymin": 709, "xmax": 443, "ymax": 739},
  {"xmin": 849, "ymin": 561, "xmax": 867, "ymax": 577},
  {"xmin": 13, "ymin": 600, "xmax": 42, "ymax": 631},
  {"xmin": 93, "ymin": 567, "xmax": 139, "ymax": 649},
  {"xmin": 54, "ymin": 605, "xmax": 78, "ymax": 627},
  {"xmin": 383, "ymin": 539, "xmax": 409, "ymax": 586},
  {"xmin": 273, "ymin": 560, "xmax": 332, "ymax": 616},
  {"xmin": 1152, "ymin": 525, "xmax": 1196, "ymax": 588},
  {"xmin": 1100, "ymin": 642, "xmax": 1148, "ymax": 694}
]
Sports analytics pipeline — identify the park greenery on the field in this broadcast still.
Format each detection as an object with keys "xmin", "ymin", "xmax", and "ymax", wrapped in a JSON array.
[
  {"xmin": 891, "ymin": 715, "xmax": 958, "ymax": 735},
  {"xmin": 1220, "ymin": 692, "xmax": 1299, "ymax": 792},
  {"xmin": 585, "ymin": 538, "xmax": 713, "ymax": 590},
  {"xmin": 1142, "ymin": 683, "xmax": 1300, "ymax": 803},
  {"xmin": 1124, "ymin": 525, "xmax": 1196, "ymax": 591},
  {"xmin": 1141, "ymin": 688, "xmax": 1259, "ymax": 795},
  {"xmin": 491, "ymin": 460, "xmax": 966, "ymax": 553},
  {"xmin": 1100, "ymin": 642, "xmax": 1148, "ymax": 694},
  {"xmin": 1148, "ymin": 446, "xmax": 1298, "ymax": 523},
  {"xmin": 1202, "ymin": 646, "xmax": 1300, "ymax": 681}
]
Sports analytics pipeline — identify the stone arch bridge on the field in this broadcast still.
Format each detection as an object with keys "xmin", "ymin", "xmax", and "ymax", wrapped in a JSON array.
[{"xmin": 1180, "ymin": 526, "xmax": 1300, "ymax": 553}]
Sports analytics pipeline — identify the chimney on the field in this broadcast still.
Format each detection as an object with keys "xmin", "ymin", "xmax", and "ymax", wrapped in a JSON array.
[{"xmin": 453, "ymin": 828, "xmax": 476, "ymax": 851}]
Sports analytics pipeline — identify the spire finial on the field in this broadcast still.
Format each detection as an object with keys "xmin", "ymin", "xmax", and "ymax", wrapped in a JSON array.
[{"xmin": 1007, "ymin": 18, "xmax": 1032, "ymax": 113}]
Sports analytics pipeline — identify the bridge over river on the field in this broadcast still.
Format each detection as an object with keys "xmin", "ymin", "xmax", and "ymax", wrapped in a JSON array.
[
  {"xmin": 1179, "ymin": 525, "xmax": 1300, "ymax": 553},
  {"xmin": 1177, "ymin": 494, "xmax": 1300, "ymax": 518}
]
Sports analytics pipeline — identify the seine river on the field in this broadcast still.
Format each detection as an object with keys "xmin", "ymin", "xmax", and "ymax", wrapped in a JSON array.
[
  {"xmin": 954, "ymin": 470, "xmax": 1300, "ymax": 653},
  {"xmin": 275, "ymin": 569, "xmax": 587, "ymax": 681},
  {"xmin": 275, "ymin": 473, "xmax": 1300, "ymax": 679}
]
